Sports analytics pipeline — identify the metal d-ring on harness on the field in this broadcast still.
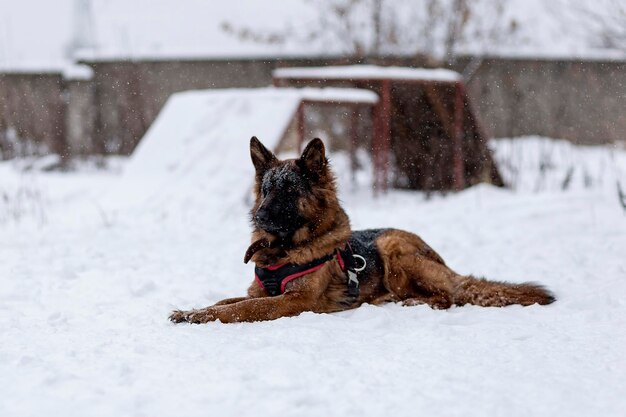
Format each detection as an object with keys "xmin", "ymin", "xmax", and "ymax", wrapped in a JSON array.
[{"xmin": 345, "ymin": 253, "xmax": 367, "ymax": 298}]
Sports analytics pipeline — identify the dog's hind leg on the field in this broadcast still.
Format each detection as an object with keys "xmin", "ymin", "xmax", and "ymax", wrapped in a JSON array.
[
  {"xmin": 375, "ymin": 229, "xmax": 555, "ymax": 308},
  {"xmin": 401, "ymin": 293, "xmax": 452, "ymax": 309},
  {"xmin": 369, "ymin": 293, "xmax": 400, "ymax": 305},
  {"xmin": 376, "ymin": 230, "xmax": 457, "ymax": 309},
  {"xmin": 386, "ymin": 256, "xmax": 457, "ymax": 309}
]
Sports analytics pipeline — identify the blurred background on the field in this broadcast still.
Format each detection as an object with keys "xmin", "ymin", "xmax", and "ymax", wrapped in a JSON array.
[
  {"xmin": 0, "ymin": 0, "xmax": 624, "ymax": 164},
  {"xmin": 1, "ymin": 3, "xmax": 626, "ymax": 417}
]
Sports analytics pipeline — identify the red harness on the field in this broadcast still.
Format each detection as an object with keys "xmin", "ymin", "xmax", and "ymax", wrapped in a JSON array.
[{"xmin": 254, "ymin": 246, "xmax": 358, "ymax": 297}]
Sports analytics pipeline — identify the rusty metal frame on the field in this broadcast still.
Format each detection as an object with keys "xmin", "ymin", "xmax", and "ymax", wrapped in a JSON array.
[
  {"xmin": 273, "ymin": 73, "xmax": 472, "ymax": 194},
  {"xmin": 292, "ymin": 99, "xmax": 377, "ymax": 158}
]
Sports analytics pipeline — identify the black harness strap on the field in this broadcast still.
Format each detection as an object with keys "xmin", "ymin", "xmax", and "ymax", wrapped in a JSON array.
[
  {"xmin": 337, "ymin": 244, "xmax": 361, "ymax": 298},
  {"xmin": 254, "ymin": 244, "xmax": 363, "ymax": 298},
  {"xmin": 255, "ymin": 252, "xmax": 335, "ymax": 296}
]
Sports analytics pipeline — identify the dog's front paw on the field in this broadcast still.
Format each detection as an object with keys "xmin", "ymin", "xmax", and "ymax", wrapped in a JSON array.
[
  {"xmin": 169, "ymin": 309, "xmax": 191, "ymax": 323},
  {"xmin": 187, "ymin": 309, "xmax": 217, "ymax": 324},
  {"xmin": 169, "ymin": 308, "xmax": 218, "ymax": 324}
]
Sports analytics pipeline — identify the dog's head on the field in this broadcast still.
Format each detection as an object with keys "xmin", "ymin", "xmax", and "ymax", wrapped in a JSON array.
[{"xmin": 249, "ymin": 136, "xmax": 337, "ymax": 241}]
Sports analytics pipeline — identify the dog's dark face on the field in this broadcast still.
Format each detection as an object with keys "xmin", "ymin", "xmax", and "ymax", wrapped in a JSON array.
[{"xmin": 249, "ymin": 137, "xmax": 330, "ymax": 240}]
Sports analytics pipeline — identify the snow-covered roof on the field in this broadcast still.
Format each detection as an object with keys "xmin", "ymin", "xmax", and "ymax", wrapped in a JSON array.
[
  {"xmin": 0, "ymin": 62, "xmax": 94, "ymax": 81},
  {"xmin": 0, "ymin": 62, "xmax": 67, "ymax": 75},
  {"xmin": 296, "ymin": 87, "xmax": 378, "ymax": 104},
  {"xmin": 456, "ymin": 49, "xmax": 626, "ymax": 62},
  {"xmin": 274, "ymin": 65, "xmax": 462, "ymax": 82},
  {"xmin": 62, "ymin": 64, "xmax": 94, "ymax": 81}
]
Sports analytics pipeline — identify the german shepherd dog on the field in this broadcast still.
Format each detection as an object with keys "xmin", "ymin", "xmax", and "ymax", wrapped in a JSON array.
[{"xmin": 169, "ymin": 137, "xmax": 554, "ymax": 324}]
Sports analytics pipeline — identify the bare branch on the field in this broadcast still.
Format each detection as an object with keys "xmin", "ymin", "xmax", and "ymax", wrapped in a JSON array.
[{"xmin": 220, "ymin": 0, "xmax": 519, "ymax": 60}]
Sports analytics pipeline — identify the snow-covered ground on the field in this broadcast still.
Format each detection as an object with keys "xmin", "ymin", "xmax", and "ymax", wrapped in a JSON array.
[{"xmin": 1, "ymin": 137, "xmax": 625, "ymax": 417}]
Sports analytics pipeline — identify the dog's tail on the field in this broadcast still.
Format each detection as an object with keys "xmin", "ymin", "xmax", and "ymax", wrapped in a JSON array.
[{"xmin": 453, "ymin": 275, "xmax": 555, "ymax": 307}]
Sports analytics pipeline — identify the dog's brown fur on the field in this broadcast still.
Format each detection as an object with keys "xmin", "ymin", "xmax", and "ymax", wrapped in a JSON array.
[{"xmin": 169, "ymin": 138, "xmax": 554, "ymax": 324}]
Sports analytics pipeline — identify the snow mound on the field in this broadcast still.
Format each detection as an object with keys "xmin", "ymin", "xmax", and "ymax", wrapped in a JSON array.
[
  {"xmin": 492, "ymin": 136, "xmax": 626, "ymax": 193},
  {"xmin": 109, "ymin": 87, "xmax": 377, "ymax": 218}
]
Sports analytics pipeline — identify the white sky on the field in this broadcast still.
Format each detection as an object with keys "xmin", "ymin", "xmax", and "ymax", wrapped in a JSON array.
[
  {"xmin": 0, "ymin": 0, "xmax": 73, "ymax": 68},
  {"xmin": 0, "ymin": 0, "xmax": 622, "ymax": 70}
]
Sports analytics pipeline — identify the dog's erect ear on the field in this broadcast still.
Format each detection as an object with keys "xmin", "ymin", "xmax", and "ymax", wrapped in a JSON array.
[
  {"xmin": 300, "ymin": 138, "xmax": 326, "ymax": 175},
  {"xmin": 250, "ymin": 136, "xmax": 277, "ymax": 173}
]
